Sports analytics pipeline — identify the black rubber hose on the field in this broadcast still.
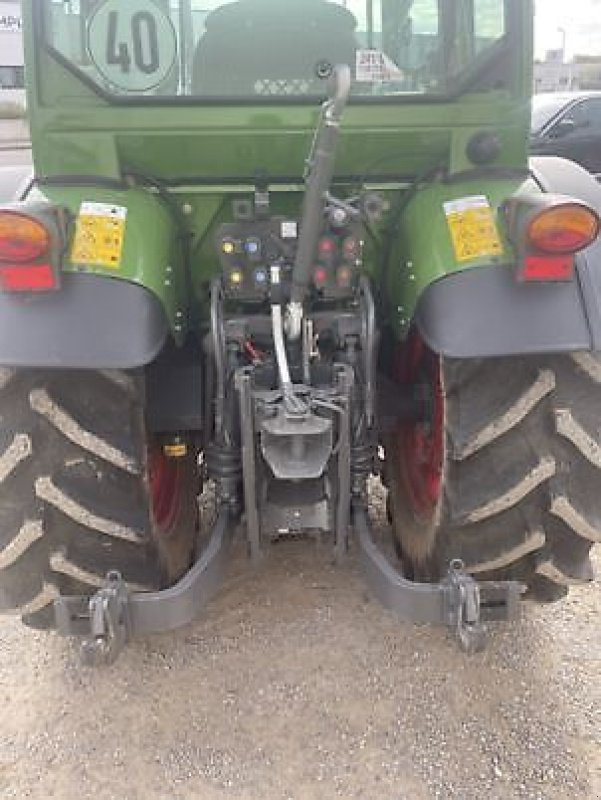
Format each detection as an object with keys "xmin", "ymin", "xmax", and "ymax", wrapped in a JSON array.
[{"xmin": 290, "ymin": 65, "xmax": 352, "ymax": 306}]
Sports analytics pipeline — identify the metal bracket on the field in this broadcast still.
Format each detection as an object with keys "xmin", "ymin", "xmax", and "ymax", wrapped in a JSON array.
[
  {"xmin": 235, "ymin": 368, "xmax": 262, "ymax": 563},
  {"xmin": 443, "ymin": 559, "xmax": 486, "ymax": 654},
  {"xmin": 73, "ymin": 571, "xmax": 131, "ymax": 667},
  {"xmin": 334, "ymin": 364, "xmax": 353, "ymax": 562},
  {"xmin": 54, "ymin": 507, "xmax": 232, "ymax": 665},
  {"xmin": 54, "ymin": 499, "xmax": 523, "ymax": 664},
  {"xmin": 354, "ymin": 502, "xmax": 522, "ymax": 652}
]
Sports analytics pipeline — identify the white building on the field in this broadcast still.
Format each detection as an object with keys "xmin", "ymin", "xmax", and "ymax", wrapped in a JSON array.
[
  {"xmin": 0, "ymin": 1, "xmax": 25, "ymax": 108},
  {"xmin": 534, "ymin": 50, "xmax": 601, "ymax": 93}
]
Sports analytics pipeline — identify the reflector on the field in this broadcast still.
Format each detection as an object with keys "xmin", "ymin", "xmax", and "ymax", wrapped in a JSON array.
[
  {"xmin": 521, "ymin": 254, "xmax": 574, "ymax": 282},
  {"xmin": 0, "ymin": 264, "xmax": 57, "ymax": 292}
]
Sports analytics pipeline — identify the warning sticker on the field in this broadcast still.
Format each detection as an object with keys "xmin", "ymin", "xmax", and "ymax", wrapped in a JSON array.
[
  {"xmin": 443, "ymin": 196, "xmax": 504, "ymax": 263},
  {"xmin": 280, "ymin": 221, "xmax": 298, "ymax": 240},
  {"xmin": 356, "ymin": 49, "xmax": 404, "ymax": 83},
  {"xmin": 87, "ymin": 0, "xmax": 177, "ymax": 94},
  {"xmin": 71, "ymin": 202, "xmax": 127, "ymax": 269}
]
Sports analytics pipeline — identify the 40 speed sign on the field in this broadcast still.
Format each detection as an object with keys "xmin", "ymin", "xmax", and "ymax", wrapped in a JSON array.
[{"xmin": 87, "ymin": 0, "xmax": 177, "ymax": 93}]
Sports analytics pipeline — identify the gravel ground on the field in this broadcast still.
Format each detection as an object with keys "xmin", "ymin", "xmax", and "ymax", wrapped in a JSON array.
[{"xmin": 0, "ymin": 488, "xmax": 599, "ymax": 800}]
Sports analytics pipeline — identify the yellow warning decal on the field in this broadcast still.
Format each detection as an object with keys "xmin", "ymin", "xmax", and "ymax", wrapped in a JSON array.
[
  {"xmin": 71, "ymin": 202, "xmax": 127, "ymax": 269},
  {"xmin": 443, "ymin": 195, "xmax": 503, "ymax": 263}
]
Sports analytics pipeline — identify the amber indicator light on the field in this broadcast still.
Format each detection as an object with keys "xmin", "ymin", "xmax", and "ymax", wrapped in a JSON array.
[
  {"xmin": 527, "ymin": 205, "xmax": 600, "ymax": 255},
  {"xmin": 0, "ymin": 211, "xmax": 51, "ymax": 263}
]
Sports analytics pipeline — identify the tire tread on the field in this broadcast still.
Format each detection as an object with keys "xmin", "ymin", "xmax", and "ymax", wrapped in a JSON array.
[
  {"xmin": 388, "ymin": 351, "xmax": 599, "ymax": 599},
  {"xmin": 0, "ymin": 369, "xmax": 161, "ymax": 628}
]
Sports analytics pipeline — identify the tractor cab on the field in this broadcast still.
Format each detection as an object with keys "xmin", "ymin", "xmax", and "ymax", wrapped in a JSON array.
[
  {"xmin": 29, "ymin": 0, "xmax": 529, "ymax": 184},
  {"xmin": 40, "ymin": 0, "xmax": 511, "ymax": 99}
]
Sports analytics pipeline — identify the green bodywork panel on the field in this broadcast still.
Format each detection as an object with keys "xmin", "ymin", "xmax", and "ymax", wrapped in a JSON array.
[
  {"xmin": 20, "ymin": 0, "xmax": 535, "ymax": 342},
  {"xmin": 388, "ymin": 177, "xmax": 521, "ymax": 337},
  {"xmin": 37, "ymin": 185, "xmax": 189, "ymax": 335}
]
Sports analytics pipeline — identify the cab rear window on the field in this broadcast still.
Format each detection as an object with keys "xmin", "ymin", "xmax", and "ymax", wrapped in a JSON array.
[{"xmin": 41, "ymin": 0, "xmax": 509, "ymax": 100}]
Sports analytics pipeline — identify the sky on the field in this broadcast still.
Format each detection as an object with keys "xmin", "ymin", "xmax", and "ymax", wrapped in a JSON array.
[{"xmin": 535, "ymin": 0, "xmax": 601, "ymax": 59}]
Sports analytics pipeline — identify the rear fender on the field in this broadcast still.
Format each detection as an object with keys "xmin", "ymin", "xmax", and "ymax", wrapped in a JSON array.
[
  {"xmin": 413, "ymin": 253, "xmax": 601, "ymax": 358},
  {"xmin": 387, "ymin": 175, "xmax": 523, "ymax": 339},
  {"xmin": 0, "ymin": 184, "xmax": 185, "ymax": 368},
  {"xmin": 403, "ymin": 157, "xmax": 601, "ymax": 358},
  {"xmin": 0, "ymin": 273, "xmax": 169, "ymax": 369}
]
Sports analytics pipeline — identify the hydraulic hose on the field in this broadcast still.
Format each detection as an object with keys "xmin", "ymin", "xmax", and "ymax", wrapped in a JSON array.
[
  {"xmin": 272, "ymin": 303, "xmax": 292, "ymax": 388},
  {"xmin": 289, "ymin": 64, "xmax": 352, "ymax": 328},
  {"xmin": 271, "ymin": 266, "xmax": 307, "ymax": 415},
  {"xmin": 210, "ymin": 279, "xmax": 226, "ymax": 439}
]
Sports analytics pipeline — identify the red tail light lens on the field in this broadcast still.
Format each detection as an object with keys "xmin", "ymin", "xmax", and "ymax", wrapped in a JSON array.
[
  {"xmin": 527, "ymin": 204, "xmax": 599, "ymax": 255},
  {"xmin": 521, "ymin": 254, "xmax": 574, "ymax": 282},
  {"xmin": 0, "ymin": 264, "xmax": 57, "ymax": 292},
  {"xmin": 0, "ymin": 211, "xmax": 51, "ymax": 263}
]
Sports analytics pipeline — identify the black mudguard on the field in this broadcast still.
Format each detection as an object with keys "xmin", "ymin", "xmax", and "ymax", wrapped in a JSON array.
[
  {"xmin": 415, "ymin": 156, "xmax": 601, "ymax": 358},
  {"xmin": 0, "ymin": 273, "xmax": 169, "ymax": 369}
]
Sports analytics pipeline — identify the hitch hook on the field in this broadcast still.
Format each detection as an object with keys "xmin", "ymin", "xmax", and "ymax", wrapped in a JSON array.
[
  {"xmin": 80, "ymin": 571, "xmax": 131, "ymax": 667},
  {"xmin": 445, "ymin": 559, "xmax": 486, "ymax": 654}
]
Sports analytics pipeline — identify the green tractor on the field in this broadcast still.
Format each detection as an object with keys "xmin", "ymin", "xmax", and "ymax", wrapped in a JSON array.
[{"xmin": 1, "ymin": 0, "xmax": 600, "ymax": 662}]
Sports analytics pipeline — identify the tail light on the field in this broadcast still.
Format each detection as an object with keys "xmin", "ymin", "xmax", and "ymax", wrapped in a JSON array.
[
  {"xmin": 504, "ymin": 194, "xmax": 600, "ymax": 283},
  {"xmin": 0, "ymin": 206, "xmax": 62, "ymax": 293},
  {"xmin": 0, "ymin": 212, "xmax": 50, "ymax": 262},
  {"xmin": 0, "ymin": 264, "xmax": 57, "ymax": 292},
  {"xmin": 521, "ymin": 254, "xmax": 574, "ymax": 282},
  {"xmin": 527, "ymin": 204, "xmax": 599, "ymax": 255}
]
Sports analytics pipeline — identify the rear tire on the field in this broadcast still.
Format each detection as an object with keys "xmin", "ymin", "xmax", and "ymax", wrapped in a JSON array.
[
  {"xmin": 0, "ymin": 368, "xmax": 198, "ymax": 629},
  {"xmin": 386, "ymin": 335, "xmax": 599, "ymax": 601}
]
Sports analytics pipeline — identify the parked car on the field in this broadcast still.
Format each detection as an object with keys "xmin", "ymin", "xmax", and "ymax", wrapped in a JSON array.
[{"xmin": 530, "ymin": 91, "xmax": 601, "ymax": 175}]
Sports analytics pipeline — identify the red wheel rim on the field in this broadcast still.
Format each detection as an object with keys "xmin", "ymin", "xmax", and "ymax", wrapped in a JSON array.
[
  {"xmin": 394, "ymin": 330, "xmax": 444, "ymax": 522},
  {"xmin": 148, "ymin": 446, "xmax": 184, "ymax": 533}
]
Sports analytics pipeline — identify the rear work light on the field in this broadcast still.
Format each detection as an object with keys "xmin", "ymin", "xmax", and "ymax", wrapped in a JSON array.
[
  {"xmin": 527, "ymin": 204, "xmax": 600, "ymax": 255},
  {"xmin": 0, "ymin": 205, "xmax": 63, "ymax": 293},
  {"xmin": 0, "ymin": 211, "xmax": 50, "ymax": 263}
]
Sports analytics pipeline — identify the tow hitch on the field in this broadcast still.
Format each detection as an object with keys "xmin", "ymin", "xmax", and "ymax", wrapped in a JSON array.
[
  {"xmin": 353, "ymin": 503, "xmax": 522, "ymax": 654},
  {"xmin": 54, "ymin": 505, "xmax": 522, "ymax": 665},
  {"xmin": 54, "ymin": 507, "xmax": 232, "ymax": 666}
]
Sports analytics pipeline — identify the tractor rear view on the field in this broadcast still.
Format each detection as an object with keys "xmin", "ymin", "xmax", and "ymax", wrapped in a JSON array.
[{"xmin": 0, "ymin": 0, "xmax": 600, "ymax": 662}]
